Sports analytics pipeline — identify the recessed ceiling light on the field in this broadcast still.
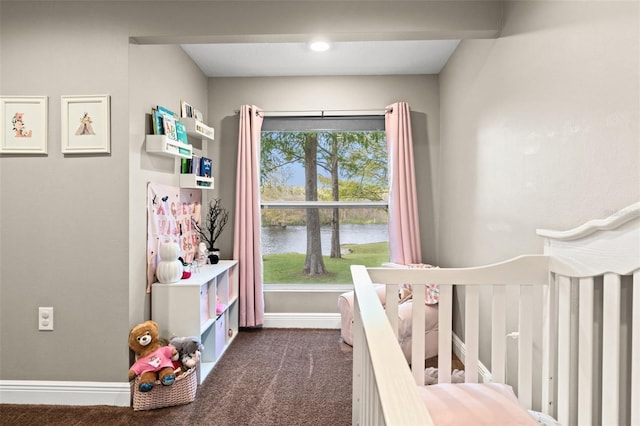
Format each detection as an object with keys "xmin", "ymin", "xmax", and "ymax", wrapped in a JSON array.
[{"xmin": 309, "ymin": 40, "xmax": 331, "ymax": 52}]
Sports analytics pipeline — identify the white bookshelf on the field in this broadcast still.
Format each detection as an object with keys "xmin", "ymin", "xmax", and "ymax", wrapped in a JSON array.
[{"xmin": 151, "ymin": 260, "xmax": 239, "ymax": 384}]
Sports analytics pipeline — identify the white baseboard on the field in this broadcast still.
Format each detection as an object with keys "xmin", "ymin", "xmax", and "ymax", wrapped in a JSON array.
[
  {"xmin": 0, "ymin": 380, "xmax": 130, "ymax": 406},
  {"xmin": 263, "ymin": 312, "xmax": 341, "ymax": 329},
  {"xmin": 2, "ymin": 315, "xmax": 340, "ymax": 406},
  {"xmin": 452, "ymin": 332, "xmax": 492, "ymax": 383},
  {"xmin": 2, "ymin": 326, "xmax": 477, "ymax": 407}
]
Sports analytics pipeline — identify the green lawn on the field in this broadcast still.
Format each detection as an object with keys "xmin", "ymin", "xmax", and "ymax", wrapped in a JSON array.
[{"xmin": 263, "ymin": 242, "xmax": 389, "ymax": 284}]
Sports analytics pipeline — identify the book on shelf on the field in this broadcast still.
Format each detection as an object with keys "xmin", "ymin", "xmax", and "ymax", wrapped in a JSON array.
[
  {"xmin": 175, "ymin": 120, "xmax": 188, "ymax": 145},
  {"xmin": 162, "ymin": 113, "xmax": 178, "ymax": 141},
  {"xmin": 190, "ymin": 155, "xmax": 201, "ymax": 176},
  {"xmin": 200, "ymin": 157, "xmax": 212, "ymax": 178},
  {"xmin": 180, "ymin": 100, "xmax": 193, "ymax": 118},
  {"xmin": 151, "ymin": 109, "xmax": 164, "ymax": 135},
  {"xmin": 157, "ymin": 105, "xmax": 178, "ymax": 118},
  {"xmin": 181, "ymin": 158, "xmax": 190, "ymax": 174},
  {"xmin": 152, "ymin": 105, "xmax": 180, "ymax": 138}
]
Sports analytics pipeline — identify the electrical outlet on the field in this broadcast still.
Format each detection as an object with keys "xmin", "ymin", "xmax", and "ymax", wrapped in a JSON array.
[{"xmin": 39, "ymin": 307, "xmax": 54, "ymax": 331}]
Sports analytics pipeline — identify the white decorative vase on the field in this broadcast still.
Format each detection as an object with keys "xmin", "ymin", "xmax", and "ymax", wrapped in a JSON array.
[{"xmin": 156, "ymin": 241, "xmax": 182, "ymax": 283}]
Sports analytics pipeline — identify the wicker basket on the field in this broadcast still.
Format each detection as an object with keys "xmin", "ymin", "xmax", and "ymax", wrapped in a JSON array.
[{"xmin": 132, "ymin": 367, "xmax": 197, "ymax": 411}]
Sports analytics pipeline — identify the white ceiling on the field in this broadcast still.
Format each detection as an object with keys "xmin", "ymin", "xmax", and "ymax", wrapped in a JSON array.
[{"xmin": 181, "ymin": 39, "xmax": 460, "ymax": 77}]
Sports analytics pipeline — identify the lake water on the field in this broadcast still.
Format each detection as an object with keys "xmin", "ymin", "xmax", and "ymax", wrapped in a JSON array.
[{"xmin": 261, "ymin": 223, "xmax": 388, "ymax": 255}]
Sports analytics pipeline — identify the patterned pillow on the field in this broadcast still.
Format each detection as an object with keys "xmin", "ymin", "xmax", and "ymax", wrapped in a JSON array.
[{"xmin": 401, "ymin": 263, "xmax": 440, "ymax": 305}]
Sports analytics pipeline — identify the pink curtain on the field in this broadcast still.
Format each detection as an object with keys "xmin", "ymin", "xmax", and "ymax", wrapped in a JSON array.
[
  {"xmin": 385, "ymin": 102, "xmax": 422, "ymax": 264},
  {"xmin": 233, "ymin": 105, "xmax": 264, "ymax": 327}
]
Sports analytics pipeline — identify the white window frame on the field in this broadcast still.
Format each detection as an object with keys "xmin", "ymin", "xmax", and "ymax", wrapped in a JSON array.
[{"xmin": 260, "ymin": 115, "xmax": 389, "ymax": 287}]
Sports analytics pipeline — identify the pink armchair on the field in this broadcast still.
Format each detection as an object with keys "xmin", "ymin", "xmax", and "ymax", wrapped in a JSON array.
[{"xmin": 339, "ymin": 263, "xmax": 439, "ymax": 363}]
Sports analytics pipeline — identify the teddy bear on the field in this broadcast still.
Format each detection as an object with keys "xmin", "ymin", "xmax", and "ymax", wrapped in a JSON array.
[
  {"xmin": 170, "ymin": 336, "xmax": 204, "ymax": 371},
  {"xmin": 128, "ymin": 320, "xmax": 178, "ymax": 392}
]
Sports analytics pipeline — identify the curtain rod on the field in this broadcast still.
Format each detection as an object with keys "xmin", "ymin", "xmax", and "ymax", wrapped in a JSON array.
[{"xmin": 236, "ymin": 107, "xmax": 392, "ymax": 117}]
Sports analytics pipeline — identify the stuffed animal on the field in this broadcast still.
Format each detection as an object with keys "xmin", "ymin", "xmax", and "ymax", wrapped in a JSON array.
[
  {"xmin": 170, "ymin": 336, "xmax": 204, "ymax": 370},
  {"xmin": 215, "ymin": 296, "xmax": 226, "ymax": 315},
  {"xmin": 128, "ymin": 320, "xmax": 178, "ymax": 392}
]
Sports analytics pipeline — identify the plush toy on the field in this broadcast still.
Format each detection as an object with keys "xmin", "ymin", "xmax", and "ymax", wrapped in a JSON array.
[
  {"xmin": 215, "ymin": 296, "xmax": 226, "ymax": 316},
  {"xmin": 128, "ymin": 320, "xmax": 178, "ymax": 392},
  {"xmin": 170, "ymin": 336, "xmax": 204, "ymax": 370}
]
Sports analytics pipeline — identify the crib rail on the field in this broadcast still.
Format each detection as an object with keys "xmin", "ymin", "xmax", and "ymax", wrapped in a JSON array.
[
  {"xmin": 351, "ymin": 264, "xmax": 433, "ymax": 425},
  {"xmin": 351, "ymin": 202, "xmax": 640, "ymax": 426},
  {"xmin": 367, "ymin": 256, "xmax": 549, "ymax": 393},
  {"xmin": 353, "ymin": 264, "xmax": 639, "ymax": 426},
  {"xmin": 545, "ymin": 271, "xmax": 640, "ymax": 426},
  {"xmin": 539, "ymin": 205, "xmax": 640, "ymax": 426},
  {"xmin": 351, "ymin": 255, "xmax": 548, "ymax": 425}
]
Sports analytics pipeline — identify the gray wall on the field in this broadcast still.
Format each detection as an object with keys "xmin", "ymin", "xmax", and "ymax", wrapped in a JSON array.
[
  {"xmin": 439, "ymin": 0, "xmax": 639, "ymax": 409},
  {"xmin": 0, "ymin": 0, "xmax": 500, "ymax": 384},
  {"xmin": 439, "ymin": 1, "xmax": 639, "ymax": 267},
  {"xmin": 207, "ymin": 75, "xmax": 440, "ymax": 313},
  {"xmin": 0, "ymin": 2, "xmax": 132, "ymax": 382},
  {"xmin": 129, "ymin": 44, "xmax": 209, "ymax": 325},
  {"xmin": 5, "ymin": 0, "xmax": 635, "ymax": 395}
]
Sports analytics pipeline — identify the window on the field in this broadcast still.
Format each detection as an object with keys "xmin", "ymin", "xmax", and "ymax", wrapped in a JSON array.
[{"xmin": 260, "ymin": 116, "xmax": 389, "ymax": 284}]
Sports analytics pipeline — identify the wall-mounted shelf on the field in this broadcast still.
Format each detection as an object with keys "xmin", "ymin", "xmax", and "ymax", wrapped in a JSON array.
[
  {"xmin": 180, "ymin": 174, "xmax": 214, "ymax": 189},
  {"xmin": 180, "ymin": 118, "xmax": 215, "ymax": 141},
  {"xmin": 145, "ymin": 135, "xmax": 192, "ymax": 159}
]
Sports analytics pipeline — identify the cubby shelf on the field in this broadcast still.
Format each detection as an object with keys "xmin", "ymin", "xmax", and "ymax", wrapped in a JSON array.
[
  {"xmin": 145, "ymin": 135, "xmax": 193, "ymax": 159},
  {"xmin": 179, "ymin": 174, "xmax": 214, "ymax": 190},
  {"xmin": 152, "ymin": 260, "xmax": 238, "ymax": 385},
  {"xmin": 180, "ymin": 117, "xmax": 215, "ymax": 141}
]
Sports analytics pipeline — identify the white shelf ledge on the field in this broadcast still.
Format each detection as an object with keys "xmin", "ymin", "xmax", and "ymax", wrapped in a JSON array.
[
  {"xmin": 145, "ymin": 135, "xmax": 192, "ymax": 159},
  {"xmin": 180, "ymin": 118, "xmax": 214, "ymax": 141},
  {"xmin": 180, "ymin": 174, "xmax": 214, "ymax": 189}
]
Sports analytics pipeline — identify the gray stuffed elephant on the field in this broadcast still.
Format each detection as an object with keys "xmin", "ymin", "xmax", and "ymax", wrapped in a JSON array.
[{"xmin": 170, "ymin": 336, "xmax": 204, "ymax": 371}]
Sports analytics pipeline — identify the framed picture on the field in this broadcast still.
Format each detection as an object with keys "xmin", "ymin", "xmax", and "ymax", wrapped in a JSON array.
[
  {"xmin": 61, "ymin": 95, "xmax": 110, "ymax": 154},
  {"xmin": 0, "ymin": 96, "xmax": 48, "ymax": 154},
  {"xmin": 180, "ymin": 99, "xmax": 193, "ymax": 118}
]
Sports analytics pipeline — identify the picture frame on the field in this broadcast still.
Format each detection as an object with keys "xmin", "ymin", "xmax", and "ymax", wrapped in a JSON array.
[
  {"xmin": 0, "ymin": 96, "xmax": 48, "ymax": 154},
  {"xmin": 61, "ymin": 95, "xmax": 110, "ymax": 154},
  {"xmin": 180, "ymin": 99, "xmax": 193, "ymax": 118}
]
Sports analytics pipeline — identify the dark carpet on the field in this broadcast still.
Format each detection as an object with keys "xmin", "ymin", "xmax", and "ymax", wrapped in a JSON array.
[{"xmin": 0, "ymin": 328, "xmax": 353, "ymax": 426}]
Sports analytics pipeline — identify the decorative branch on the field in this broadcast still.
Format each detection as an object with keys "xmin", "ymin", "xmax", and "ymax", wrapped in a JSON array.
[{"xmin": 192, "ymin": 199, "xmax": 229, "ymax": 251}]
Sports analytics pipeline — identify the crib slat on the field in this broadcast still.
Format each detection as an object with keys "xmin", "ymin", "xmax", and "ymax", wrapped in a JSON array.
[
  {"xmin": 353, "ymin": 292, "xmax": 364, "ymax": 425},
  {"xmin": 385, "ymin": 284, "xmax": 399, "ymax": 338},
  {"xmin": 631, "ymin": 271, "xmax": 640, "ymax": 426},
  {"xmin": 577, "ymin": 277, "xmax": 594, "ymax": 426},
  {"xmin": 438, "ymin": 284, "xmax": 453, "ymax": 383},
  {"xmin": 602, "ymin": 272, "xmax": 621, "ymax": 426},
  {"xmin": 541, "ymin": 272, "xmax": 558, "ymax": 417},
  {"xmin": 465, "ymin": 286, "xmax": 479, "ymax": 383},
  {"xmin": 491, "ymin": 285, "xmax": 506, "ymax": 383},
  {"xmin": 412, "ymin": 284, "xmax": 426, "ymax": 385},
  {"xmin": 557, "ymin": 275, "xmax": 572, "ymax": 426},
  {"xmin": 518, "ymin": 285, "xmax": 533, "ymax": 408}
]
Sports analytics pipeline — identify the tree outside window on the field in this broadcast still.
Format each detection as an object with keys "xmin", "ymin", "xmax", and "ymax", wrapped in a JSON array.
[{"xmin": 260, "ymin": 121, "xmax": 389, "ymax": 284}]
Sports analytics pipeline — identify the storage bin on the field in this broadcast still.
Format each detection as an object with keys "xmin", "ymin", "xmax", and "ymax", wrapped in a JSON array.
[
  {"xmin": 214, "ymin": 315, "xmax": 226, "ymax": 359},
  {"xmin": 131, "ymin": 367, "xmax": 197, "ymax": 411},
  {"xmin": 199, "ymin": 283, "xmax": 210, "ymax": 323}
]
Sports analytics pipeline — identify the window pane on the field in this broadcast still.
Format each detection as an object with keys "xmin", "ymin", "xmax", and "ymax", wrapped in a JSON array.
[
  {"xmin": 260, "ymin": 127, "xmax": 389, "ymax": 284},
  {"xmin": 260, "ymin": 131, "xmax": 388, "ymax": 202},
  {"xmin": 261, "ymin": 208, "xmax": 389, "ymax": 284}
]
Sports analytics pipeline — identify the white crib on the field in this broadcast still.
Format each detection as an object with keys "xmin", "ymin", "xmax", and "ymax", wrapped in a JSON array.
[{"xmin": 350, "ymin": 202, "xmax": 640, "ymax": 425}]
